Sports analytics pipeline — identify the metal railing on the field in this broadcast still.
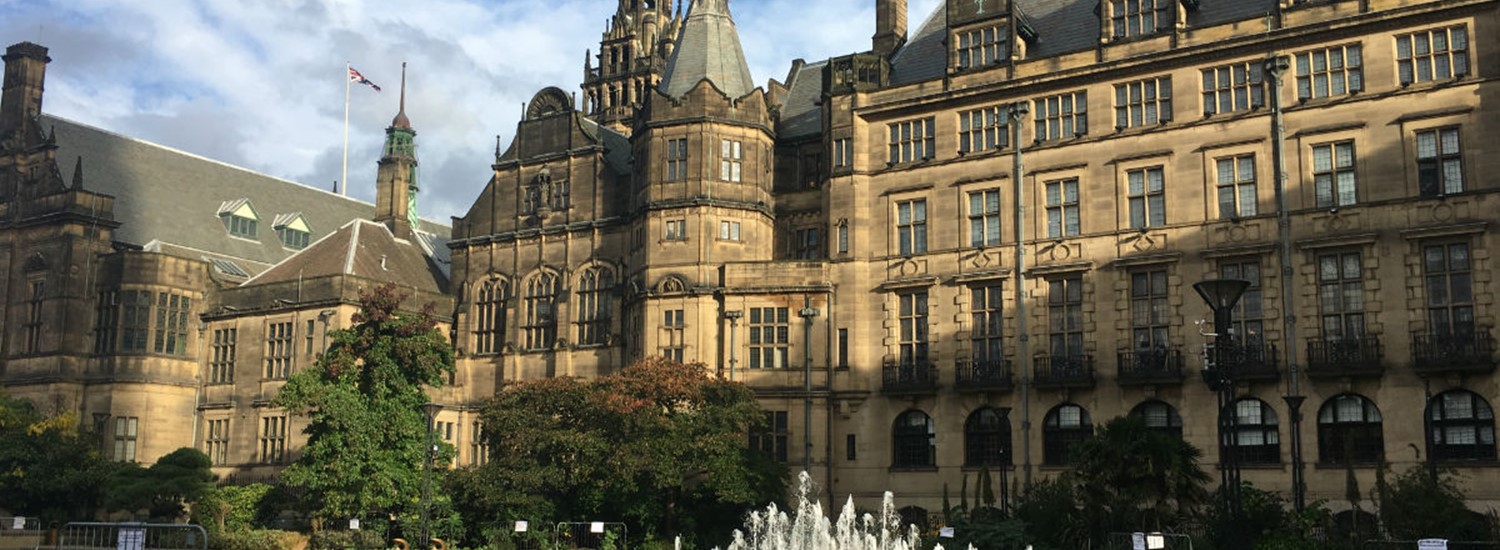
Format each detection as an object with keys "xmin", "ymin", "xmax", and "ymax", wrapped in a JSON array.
[
  {"xmin": 57, "ymin": 523, "xmax": 207, "ymax": 550},
  {"xmin": 954, "ymin": 359, "xmax": 1014, "ymax": 392},
  {"xmin": 1413, "ymin": 330, "xmax": 1496, "ymax": 374},
  {"xmin": 881, "ymin": 361, "xmax": 939, "ymax": 394},
  {"xmin": 1033, "ymin": 354, "xmax": 1095, "ymax": 389},
  {"xmin": 1306, "ymin": 336, "xmax": 1383, "ymax": 378},
  {"xmin": 0, "ymin": 517, "xmax": 42, "ymax": 550},
  {"xmin": 1117, "ymin": 347, "xmax": 1184, "ymax": 385}
]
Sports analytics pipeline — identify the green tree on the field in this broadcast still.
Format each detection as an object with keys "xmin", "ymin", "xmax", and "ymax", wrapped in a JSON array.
[
  {"xmin": 1376, "ymin": 465, "xmax": 1491, "ymax": 541},
  {"xmin": 1066, "ymin": 416, "xmax": 1210, "ymax": 542},
  {"xmin": 0, "ymin": 393, "xmax": 119, "ymax": 524},
  {"xmin": 275, "ymin": 284, "xmax": 455, "ymax": 526},
  {"xmin": 458, "ymin": 356, "xmax": 786, "ymax": 547},
  {"xmin": 104, "ymin": 447, "xmax": 215, "ymax": 520},
  {"xmin": 191, "ymin": 483, "xmax": 275, "ymax": 533}
]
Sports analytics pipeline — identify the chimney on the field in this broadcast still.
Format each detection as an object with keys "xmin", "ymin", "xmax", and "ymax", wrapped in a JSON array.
[
  {"xmin": 873, "ymin": 0, "xmax": 907, "ymax": 59},
  {"xmin": 1, "ymin": 42, "xmax": 50, "ymax": 137}
]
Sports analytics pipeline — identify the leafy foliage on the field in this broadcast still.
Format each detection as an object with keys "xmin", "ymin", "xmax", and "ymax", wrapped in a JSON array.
[
  {"xmin": 105, "ymin": 447, "xmax": 215, "ymax": 520},
  {"xmin": 1067, "ymin": 416, "xmax": 1210, "ymax": 540},
  {"xmin": 0, "ymin": 393, "xmax": 120, "ymax": 524},
  {"xmin": 192, "ymin": 483, "xmax": 276, "ymax": 533},
  {"xmin": 275, "ymin": 284, "xmax": 455, "ymax": 523},
  {"xmin": 454, "ymin": 355, "xmax": 786, "ymax": 547},
  {"xmin": 1375, "ymin": 465, "xmax": 1492, "ymax": 541}
]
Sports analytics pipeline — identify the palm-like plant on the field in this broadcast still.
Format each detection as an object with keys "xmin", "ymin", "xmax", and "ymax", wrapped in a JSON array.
[{"xmin": 1066, "ymin": 416, "xmax": 1211, "ymax": 541}]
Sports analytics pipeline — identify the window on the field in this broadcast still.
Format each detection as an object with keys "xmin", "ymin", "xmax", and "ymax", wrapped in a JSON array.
[
  {"xmin": 1417, "ymin": 127, "xmax": 1463, "ymax": 196},
  {"xmin": 719, "ymin": 221, "xmax": 741, "ymax": 241},
  {"xmin": 832, "ymin": 138, "xmax": 853, "ymax": 168},
  {"xmin": 1111, "ymin": 0, "xmax": 1168, "ymax": 39},
  {"xmin": 955, "ymin": 25, "xmax": 1006, "ymax": 69},
  {"xmin": 661, "ymin": 309, "xmax": 685, "ymax": 362},
  {"xmin": 837, "ymin": 222, "xmax": 849, "ymax": 255},
  {"xmin": 259, "ymin": 415, "xmax": 288, "ymax": 464},
  {"xmin": 1312, "ymin": 141, "xmax": 1357, "ymax": 207},
  {"xmin": 665, "ymin": 219, "xmax": 687, "ymax": 241},
  {"xmin": 305, "ymin": 320, "xmax": 315, "ymax": 355},
  {"xmin": 720, "ymin": 139, "xmax": 742, "ymax": 182},
  {"xmin": 206, "ymin": 419, "xmax": 229, "ymax": 466},
  {"xmin": 666, "ymin": 138, "xmax": 688, "ymax": 181},
  {"xmin": 1424, "ymin": 242, "xmax": 1473, "ymax": 336},
  {"xmin": 964, "ymin": 407, "xmax": 1011, "ymax": 467},
  {"xmin": 1049, "ymin": 276, "xmax": 1085, "ymax": 358},
  {"xmin": 523, "ymin": 273, "xmax": 559, "ymax": 351},
  {"xmin": 1130, "ymin": 401, "xmax": 1182, "ymax": 439},
  {"xmin": 971, "ymin": 284, "xmax": 1004, "ymax": 363},
  {"xmin": 1201, "ymin": 62, "xmax": 1264, "ymax": 115},
  {"xmin": 1129, "ymin": 269, "xmax": 1169, "ymax": 349},
  {"xmin": 1034, "ymin": 91, "xmax": 1088, "ymax": 141},
  {"xmin": 120, "ymin": 290, "xmax": 152, "ymax": 353},
  {"xmin": 1396, "ymin": 26, "xmax": 1469, "ymax": 85},
  {"xmin": 1317, "ymin": 252, "xmax": 1365, "ymax": 341},
  {"xmin": 1429, "ymin": 390, "xmax": 1496, "ymax": 463},
  {"xmin": 893, "ymin": 410, "xmax": 936, "ymax": 468},
  {"xmin": 225, "ymin": 214, "xmax": 258, "ymax": 238},
  {"xmin": 470, "ymin": 422, "xmax": 489, "ymax": 466},
  {"xmin": 837, "ymin": 328, "xmax": 849, "ymax": 368},
  {"xmin": 1219, "ymin": 260, "xmax": 1264, "ymax": 344},
  {"xmin": 748, "ymin": 307, "xmax": 789, "ymax": 369},
  {"xmin": 959, "ymin": 106, "xmax": 1009, "ymax": 153},
  {"xmin": 1216, "ymin": 154, "xmax": 1257, "ymax": 218},
  {"xmin": 1317, "ymin": 394, "xmax": 1384, "ymax": 465},
  {"xmin": 210, "ymin": 328, "xmax": 236, "ymax": 384},
  {"xmin": 1114, "ymin": 77, "xmax": 1172, "ymax": 128},
  {"xmin": 968, "ymin": 190, "xmax": 1000, "ymax": 247},
  {"xmin": 750, "ymin": 411, "xmax": 789, "ymax": 463},
  {"xmin": 576, "ymin": 267, "xmax": 613, "ymax": 346},
  {"xmin": 1232, "ymin": 398, "xmax": 1281, "ymax": 465},
  {"xmin": 264, "ymin": 321, "xmax": 293, "ymax": 379},
  {"xmin": 847, "ymin": 434, "xmax": 857, "ymax": 461},
  {"xmin": 896, "ymin": 199, "xmax": 927, "ymax": 255},
  {"xmin": 1045, "ymin": 179, "xmax": 1081, "ymax": 238},
  {"xmin": 1127, "ymin": 167, "xmax": 1166, "ymax": 228},
  {"xmin": 113, "ymin": 416, "xmax": 139, "ymax": 462},
  {"xmin": 94, "ymin": 291, "xmax": 118, "ymax": 354},
  {"xmin": 1043, "ymin": 404, "xmax": 1092, "ymax": 466},
  {"xmin": 277, "ymin": 227, "xmax": 310, "ymax": 250},
  {"xmin": 153, "ymin": 293, "xmax": 191, "ymax": 356},
  {"xmin": 474, "ymin": 279, "xmax": 507, "ymax": 355},
  {"xmin": 549, "ymin": 180, "xmax": 570, "ymax": 211},
  {"xmin": 22, "ymin": 280, "xmax": 42, "ymax": 354},
  {"xmin": 898, "ymin": 291, "xmax": 929, "ymax": 366},
  {"xmin": 888, "ymin": 118, "xmax": 935, "ymax": 163},
  {"xmin": 795, "ymin": 227, "xmax": 821, "ymax": 259},
  {"xmin": 1296, "ymin": 44, "xmax": 1363, "ymax": 100}
]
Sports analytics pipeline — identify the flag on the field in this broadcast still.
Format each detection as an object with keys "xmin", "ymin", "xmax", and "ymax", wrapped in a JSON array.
[{"xmin": 348, "ymin": 66, "xmax": 381, "ymax": 91}]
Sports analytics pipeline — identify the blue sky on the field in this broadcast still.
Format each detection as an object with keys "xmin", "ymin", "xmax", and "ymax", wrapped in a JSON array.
[{"xmin": 0, "ymin": 0, "xmax": 940, "ymax": 222}]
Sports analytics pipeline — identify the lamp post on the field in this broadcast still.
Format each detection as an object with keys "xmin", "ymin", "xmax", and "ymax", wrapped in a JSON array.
[
  {"xmin": 799, "ymin": 298, "xmax": 820, "ymax": 476},
  {"xmin": 996, "ymin": 407, "xmax": 1012, "ymax": 513},
  {"xmin": 420, "ymin": 402, "xmax": 443, "ymax": 549},
  {"xmin": 1007, "ymin": 100, "xmax": 1032, "ymax": 487},
  {"xmin": 1194, "ymin": 278, "xmax": 1251, "ymax": 545},
  {"xmin": 1264, "ymin": 54, "xmax": 1307, "ymax": 515},
  {"xmin": 724, "ymin": 310, "xmax": 743, "ymax": 381}
]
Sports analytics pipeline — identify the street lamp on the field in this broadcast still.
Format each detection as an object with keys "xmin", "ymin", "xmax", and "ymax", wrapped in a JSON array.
[
  {"xmin": 420, "ymin": 402, "xmax": 443, "ymax": 549},
  {"xmin": 1194, "ymin": 278, "xmax": 1250, "ymax": 549},
  {"xmin": 724, "ymin": 310, "xmax": 743, "ymax": 381},
  {"xmin": 798, "ymin": 299, "xmax": 820, "ymax": 476}
]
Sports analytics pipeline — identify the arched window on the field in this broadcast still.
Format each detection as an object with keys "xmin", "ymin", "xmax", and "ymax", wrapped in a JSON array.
[
  {"xmin": 1231, "ymin": 398, "xmax": 1280, "ymax": 465},
  {"xmin": 575, "ymin": 267, "xmax": 614, "ymax": 346},
  {"xmin": 1130, "ymin": 400, "xmax": 1182, "ymax": 439},
  {"xmin": 964, "ymin": 407, "xmax": 1011, "ymax": 467},
  {"xmin": 897, "ymin": 506, "xmax": 930, "ymax": 532},
  {"xmin": 1330, "ymin": 510, "xmax": 1379, "ymax": 545},
  {"xmin": 892, "ymin": 410, "xmax": 936, "ymax": 468},
  {"xmin": 474, "ymin": 279, "xmax": 508, "ymax": 355},
  {"xmin": 1043, "ymin": 404, "xmax": 1092, "ymax": 466},
  {"xmin": 1318, "ymin": 394, "xmax": 1384, "ymax": 465},
  {"xmin": 1430, "ymin": 389, "xmax": 1497, "ymax": 463},
  {"xmin": 523, "ymin": 273, "xmax": 559, "ymax": 350}
]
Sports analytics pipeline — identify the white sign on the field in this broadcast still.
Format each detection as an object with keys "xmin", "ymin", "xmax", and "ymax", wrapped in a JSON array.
[
  {"xmin": 1418, "ymin": 539, "xmax": 1449, "ymax": 550},
  {"xmin": 348, "ymin": 519, "xmax": 360, "ymax": 531},
  {"xmin": 1131, "ymin": 532, "xmax": 1146, "ymax": 550},
  {"xmin": 11, "ymin": 517, "xmax": 23, "ymax": 530},
  {"xmin": 1147, "ymin": 533, "xmax": 1166, "ymax": 549},
  {"xmin": 590, "ymin": 522, "xmax": 605, "ymax": 534},
  {"xmin": 116, "ymin": 527, "xmax": 145, "ymax": 550},
  {"xmin": 514, "ymin": 521, "xmax": 528, "ymax": 533},
  {"xmin": 938, "ymin": 527, "xmax": 954, "ymax": 538}
]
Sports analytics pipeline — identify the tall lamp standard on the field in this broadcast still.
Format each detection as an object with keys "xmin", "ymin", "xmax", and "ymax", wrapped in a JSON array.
[
  {"xmin": 799, "ymin": 298, "xmax": 820, "ymax": 476},
  {"xmin": 420, "ymin": 402, "xmax": 443, "ymax": 548},
  {"xmin": 1194, "ymin": 278, "xmax": 1251, "ymax": 545},
  {"xmin": 724, "ymin": 310, "xmax": 743, "ymax": 381}
]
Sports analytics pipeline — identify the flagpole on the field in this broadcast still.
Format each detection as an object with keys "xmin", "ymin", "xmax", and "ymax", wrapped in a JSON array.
[{"xmin": 341, "ymin": 61, "xmax": 350, "ymax": 196}]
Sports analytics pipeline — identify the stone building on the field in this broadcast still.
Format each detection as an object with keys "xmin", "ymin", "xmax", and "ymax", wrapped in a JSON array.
[{"xmin": 452, "ymin": 0, "xmax": 1500, "ymax": 525}]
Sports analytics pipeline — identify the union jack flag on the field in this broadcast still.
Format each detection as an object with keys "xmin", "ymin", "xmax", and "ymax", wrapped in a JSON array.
[{"xmin": 348, "ymin": 66, "xmax": 381, "ymax": 92}]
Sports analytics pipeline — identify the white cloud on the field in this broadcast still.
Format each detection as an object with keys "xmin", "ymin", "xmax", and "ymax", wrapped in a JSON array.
[{"xmin": 0, "ymin": 0, "xmax": 941, "ymax": 221}]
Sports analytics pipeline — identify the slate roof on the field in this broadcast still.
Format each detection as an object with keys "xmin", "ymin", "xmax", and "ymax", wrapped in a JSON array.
[
  {"xmin": 43, "ymin": 114, "xmax": 451, "ymax": 277},
  {"xmin": 890, "ymin": 0, "xmax": 1281, "ymax": 86},
  {"xmin": 777, "ymin": 60, "xmax": 827, "ymax": 140},
  {"xmin": 661, "ymin": 0, "xmax": 756, "ymax": 99},
  {"xmin": 243, "ymin": 218, "xmax": 449, "ymax": 294}
]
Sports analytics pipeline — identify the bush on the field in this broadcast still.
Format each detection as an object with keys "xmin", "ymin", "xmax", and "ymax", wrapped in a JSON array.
[
  {"xmin": 192, "ymin": 484, "xmax": 275, "ymax": 533},
  {"xmin": 308, "ymin": 529, "xmax": 386, "ymax": 550},
  {"xmin": 209, "ymin": 529, "xmax": 301, "ymax": 550}
]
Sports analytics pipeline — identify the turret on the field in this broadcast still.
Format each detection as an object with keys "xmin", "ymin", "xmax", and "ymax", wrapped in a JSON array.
[{"xmin": 374, "ymin": 63, "xmax": 420, "ymax": 239}]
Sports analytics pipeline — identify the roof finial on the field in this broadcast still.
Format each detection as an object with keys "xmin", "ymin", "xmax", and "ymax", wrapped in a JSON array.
[
  {"xmin": 71, "ymin": 155, "xmax": 83, "ymax": 189},
  {"xmin": 494, "ymin": 135, "xmax": 503, "ymax": 162},
  {"xmin": 391, "ymin": 62, "xmax": 411, "ymax": 129}
]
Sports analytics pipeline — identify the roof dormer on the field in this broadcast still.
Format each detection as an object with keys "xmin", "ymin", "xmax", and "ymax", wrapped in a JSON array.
[{"xmin": 217, "ymin": 198, "xmax": 259, "ymax": 239}]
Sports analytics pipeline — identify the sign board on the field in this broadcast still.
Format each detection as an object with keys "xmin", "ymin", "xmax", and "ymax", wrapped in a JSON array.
[
  {"xmin": 1418, "ymin": 539, "xmax": 1448, "ymax": 550},
  {"xmin": 349, "ymin": 519, "xmax": 360, "ymax": 531},
  {"xmin": 1147, "ymin": 533, "xmax": 1166, "ymax": 549},
  {"xmin": 116, "ymin": 526, "xmax": 145, "ymax": 550},
  {"xmin": 514, "ymin": 521, "xmax": 528, "ymax": 533},
  {"xmin": 11, "ymin": 517, "xmax": 23, "ymax": 530},
  {"xmin": 1131, "ymin": 532, "xmax": 1146, "ymax": 550},
  {"xmin": 590, "ymin": 522, "xmax": 605, "ymax": 534},
  {"xmin": 938, "ymin": 527, "xmax": 954, "ymax": 538}
]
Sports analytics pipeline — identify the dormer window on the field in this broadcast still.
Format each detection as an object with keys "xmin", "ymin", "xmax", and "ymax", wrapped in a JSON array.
[
  {"xmin": 217, "ymin": 199, "xmax": 259, "ymax": 239},
  {"xmin": 956, "ymin": 25, "xmax": 1007, "ymax": 70},
  {"xmin": 273, "ymin": 213, "xmax": 312, "ymax": 250},
  {"xmin": 1111, "ymin": 0, "xmax": 1169, "ymax": 39}
]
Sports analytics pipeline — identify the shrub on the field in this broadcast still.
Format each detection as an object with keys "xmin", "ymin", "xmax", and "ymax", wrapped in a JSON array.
[
  {"xmin": 308, "ymin": 529, "xmax": 386, "ymax": 550},
  {"xmin": 209, "ymin": 529, "xmax": 301, "ymax": 550}
]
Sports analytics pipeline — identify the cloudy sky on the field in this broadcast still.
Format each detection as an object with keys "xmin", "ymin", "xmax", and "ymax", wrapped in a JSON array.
[{"xmin": 0, "ymin": 0, "xmax": 940, "ymax": 223}]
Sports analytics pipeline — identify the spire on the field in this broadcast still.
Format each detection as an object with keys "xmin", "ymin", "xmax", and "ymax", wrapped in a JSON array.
[
  {"xmin": 660, "ymin": 0, "xmax": 754, "ymax": 99},
  {"xmin": 71, "ymin": 155, "xmax": 83, "ymax": 189},
  {"xmin": 391, "ymin": 62, "xmax": 411, "ymax": 129}
]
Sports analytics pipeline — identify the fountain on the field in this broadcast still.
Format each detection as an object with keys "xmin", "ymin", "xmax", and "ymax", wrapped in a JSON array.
[{"xmin": 719, "ymin": 472, "xmax": 978, "ymax": 550}]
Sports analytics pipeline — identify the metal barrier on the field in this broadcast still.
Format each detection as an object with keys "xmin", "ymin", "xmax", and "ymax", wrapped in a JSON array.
[
  {"xmin": 553, "ymin": 522, "xmax": 628, "ymax": 550},
  {"xmin": 1105, "ymin": 531, "xmax": 1194, "ymax": 550},
  {"xmin": 56, "ymin": 523, "xmax": 207, "ymax": 550},
  {"xmin": 1363, "ymin": 542, "xmax": 1500, "ymax": 550},
  {"xmin": 0, "ymin": 517, "xmax": 43, "ymax": 550}
]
